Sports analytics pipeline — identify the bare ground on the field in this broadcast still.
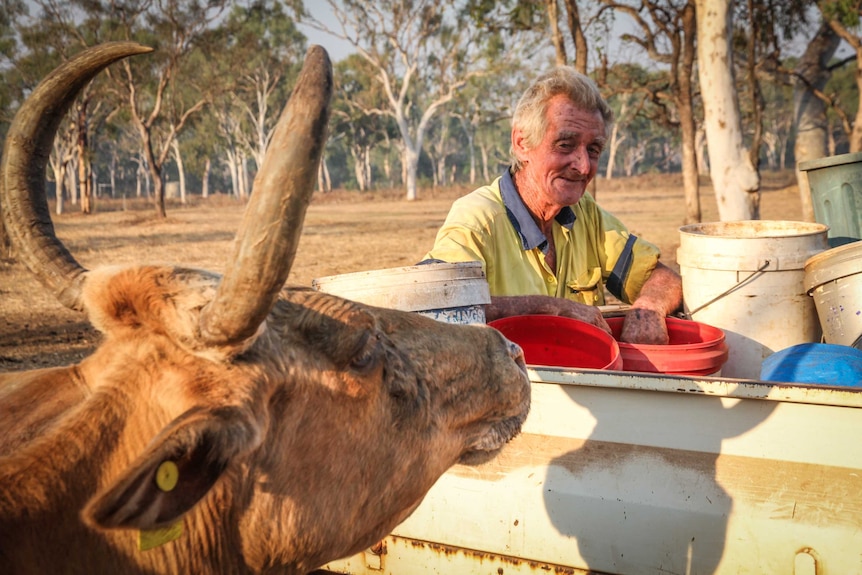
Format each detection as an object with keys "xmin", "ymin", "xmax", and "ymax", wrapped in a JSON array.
[{"xmin": 0, "ymin": 171, "xmax": 803, "ymax": 372}]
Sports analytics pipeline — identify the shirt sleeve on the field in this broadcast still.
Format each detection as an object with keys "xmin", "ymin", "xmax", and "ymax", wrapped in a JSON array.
[
  {"xmin": 421, "ymin": 187, "xmax": 502, "ymax": 273},
  {"xmin": 599, "ymin": 207, "xmax": 661, "ymax": 304}
]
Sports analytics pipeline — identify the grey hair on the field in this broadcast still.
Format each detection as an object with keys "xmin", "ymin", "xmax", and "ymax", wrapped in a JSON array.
[{"xmin": 509, "ymin": 67, "xmax": 614, "ymax": 172}]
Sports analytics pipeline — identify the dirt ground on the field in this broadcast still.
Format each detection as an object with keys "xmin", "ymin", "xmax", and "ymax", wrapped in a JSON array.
[{"xmin": 0, "ymin": 171, "xmax": 804, "ymax": 372}]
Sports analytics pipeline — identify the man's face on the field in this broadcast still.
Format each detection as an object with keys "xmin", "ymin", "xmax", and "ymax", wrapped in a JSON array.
[{"xmin": 514, "ymin": 94, "xmax": 606, "ymax": 208}]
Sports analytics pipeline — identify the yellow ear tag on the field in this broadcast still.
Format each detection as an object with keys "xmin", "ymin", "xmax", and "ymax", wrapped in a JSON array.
[
  {"xmin": 155, "ymin": 460, "xmax": 179, "ymax": 492},
  {"xmin": 139, "ymin": 460, "xmax": 182, "ymax": 551},
  {"xmin": 139, "ymin": 520, "xmax": 183, "ymax": 551}
]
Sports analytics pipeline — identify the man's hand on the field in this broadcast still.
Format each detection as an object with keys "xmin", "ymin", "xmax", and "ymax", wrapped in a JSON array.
[
  {"xmin": 619, "ymin": 262, "xmax": 683, "ymax": 344},
  {"xmin": 486, "ymin": 295, "xmax": 611, "ymax": 335},
  {"xmin": 620, "ymin": 307, "xmax": 669, "ymax": 344}
]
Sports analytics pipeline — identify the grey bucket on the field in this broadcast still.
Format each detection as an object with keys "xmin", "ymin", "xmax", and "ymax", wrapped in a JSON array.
[{"xmin": 798, "ymin": 151, "xmax": 862, "ymax": 248}]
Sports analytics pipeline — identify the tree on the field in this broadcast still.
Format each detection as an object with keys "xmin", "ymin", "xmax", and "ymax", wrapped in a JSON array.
[
  {"xmin": 602, "ymin": 0, "xmax": 701, "ymax": 223},
  {"xmin": 297, "ymin": 0, "xmax": 527, "ymax": 200},
  {"xmin": 330, "ymin": 54, "xmax": 397, "ymax": 191},
  {"xmin": 0, "ymin": 0, "xmax": 27, "ymax": 259},
  {"xmin": 107, "ymin": 1, "xmax": 228, "ymax": 217},
  {"xmin": 696, "ymin": 0, "xmax": 760, "ymax": 221},
  {"xmin": 792, "ymin": 22, "xmax": 841, "ymax": 221},
  {"xmin": 821, "ymin": 0, "xmax": 862, "ymax": 152},
  {"xmin": 216, "ymin": 0, "xmax": 307, "ymax": 173}
]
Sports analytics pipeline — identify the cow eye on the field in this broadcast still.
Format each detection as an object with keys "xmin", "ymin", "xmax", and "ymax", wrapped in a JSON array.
[{"xmin": 350, "ymin": 331, "xmax": 381, "ymax": 372}]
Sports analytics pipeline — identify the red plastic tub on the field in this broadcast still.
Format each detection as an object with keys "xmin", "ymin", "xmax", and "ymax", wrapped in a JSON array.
[
  {"xmin": 489, "ymin": 315, "xmax": 622, "ymax": 370},
  {"xmin": 606, "ymin": 316, "xmax": 728, "ymax": 376}
]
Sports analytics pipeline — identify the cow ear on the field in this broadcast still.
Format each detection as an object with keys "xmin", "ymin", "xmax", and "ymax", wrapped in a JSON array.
[{"xmin": 83, "ymin": 406, "xmax": 262, "ymax": 530}]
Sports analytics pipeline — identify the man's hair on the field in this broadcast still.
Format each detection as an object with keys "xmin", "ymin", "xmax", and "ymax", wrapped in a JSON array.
[{"xmin": 510, "ymin": 67, "xmax": 614, "ymax": 172}]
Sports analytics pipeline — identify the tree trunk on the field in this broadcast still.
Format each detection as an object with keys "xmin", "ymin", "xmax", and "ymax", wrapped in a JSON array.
[
  {"xmin": 68, "ymin": 164, "xmax": 78, "ymax": 206},
  {"xmin": 696, "ymin": 0, "xmax": 760, "ymax": 221},
  {"xmin": 793, "ymin": 23, "xmax": 840, "ymax": 222},
  {"xmin": 171, "ymin": 139, "xmax": 187, "ymax": 204},
  {"xmin": 351, "ymin": 146, "xmax": 368, "ymax": 192},
  {"xmin": 52, "ymin": 163, "xmax": 66, "ymax": 216},
  {"xmin": 605, "ymin": 99, "xmax": 629, "ymax": 180},
  {"xmin": 318, "ymin": 153, "xmax": 331, "ymax": 193},
  {"xmin": 561, "ymin": 0, "xmax": 588, "ymax": 74},
  {"xmin": 546, "ymin": 0, "xmax": 568, "ymax": 66},
  {"xmin": 678, "ymin": 1, "xmax": 702, "ymax": 224},
  {"xmin": 0, "ymin": 216, "xmax": 10, "ymax": 260},
  {"xmin": 77, "ymin": 103, "xmax": 93, "ymax": 215},
  {"xmin": 404, "ymin": 145, "xmax": 419, "ymax": 201},
  {"xmin": 695, "ymin": 127, "xmax": 708, "ymax": 175},
  {"xmin": 202, "ymin": 157, "xmax": 211, "ymax": 198}
]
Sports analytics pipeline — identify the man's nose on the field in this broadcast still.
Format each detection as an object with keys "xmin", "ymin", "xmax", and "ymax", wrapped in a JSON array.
[{"xmin": 570, "ymin": 146, "xmax": 590, "ymax": 173}]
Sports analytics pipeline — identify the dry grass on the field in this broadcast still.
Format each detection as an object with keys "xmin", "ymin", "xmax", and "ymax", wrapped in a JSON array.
[{"xmin": 0, "ymin": 171, "xmax": 804, "ymax": 371}]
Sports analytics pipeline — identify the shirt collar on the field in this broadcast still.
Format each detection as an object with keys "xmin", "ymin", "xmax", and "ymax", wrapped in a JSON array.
[{"xmin": 500, "ymin": 168, "xmax": 576, "ymax": 253}]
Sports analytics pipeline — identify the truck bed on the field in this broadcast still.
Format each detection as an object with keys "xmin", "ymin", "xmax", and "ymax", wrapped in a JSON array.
[{"xmin": 323, "ymin": 368, "xmax": 862, "ymax": 575}]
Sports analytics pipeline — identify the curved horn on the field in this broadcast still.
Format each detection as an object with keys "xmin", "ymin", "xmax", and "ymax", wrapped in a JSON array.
[
  {"xmin": 0, "ymin": 42, "xmax": 154, "ymax": 311},
  {"xmin": 198, "ymin": 45, "xmax": 333, "ymax": 346}
]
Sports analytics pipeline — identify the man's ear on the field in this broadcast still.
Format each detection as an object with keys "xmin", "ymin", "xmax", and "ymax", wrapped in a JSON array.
[
  {"xmin": 511, "ymin": 127, "xmax": 530, "ymax": 162},
  {"xmin": 83, "ymin": 406, "xmax": 262, "ymax": 530}
]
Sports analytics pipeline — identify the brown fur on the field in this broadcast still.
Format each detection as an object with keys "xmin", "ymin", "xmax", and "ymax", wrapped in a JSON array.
[{"xmin": 0, "ymin": 265, "xmax": 530, "ymax": 574}]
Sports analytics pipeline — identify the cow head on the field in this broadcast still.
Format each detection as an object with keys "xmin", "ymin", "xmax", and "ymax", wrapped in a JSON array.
[{"xmin": 0, "ymin": 43, "xmax": 530, "ymax": 574}]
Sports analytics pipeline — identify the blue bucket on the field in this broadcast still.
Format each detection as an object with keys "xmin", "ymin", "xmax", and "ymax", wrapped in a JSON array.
[{"xmin": 760, "ymin": 343, "xmax": 862, "ymax": 386}]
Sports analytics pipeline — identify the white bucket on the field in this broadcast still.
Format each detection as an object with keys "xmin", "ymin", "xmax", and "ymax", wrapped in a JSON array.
[
  {"xmin": 311, "ymin": 261, "xmax": 491, "ymax": 324},
  {"xmin": 677, "ymin": 221, "xmax": 829, "ymax": 379},
  {"xmin": 804, "ymin": 240, "xmax": 862, "ymax": 348}
]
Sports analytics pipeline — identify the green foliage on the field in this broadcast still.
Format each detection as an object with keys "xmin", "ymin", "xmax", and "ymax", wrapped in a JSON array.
[
  {"xmin": 1, "ymin": 0, "xmax": 859, "ymax": 196},
  {"xmin": 820, "ymin": 0, "xmax": 861, "ymax": 27}
]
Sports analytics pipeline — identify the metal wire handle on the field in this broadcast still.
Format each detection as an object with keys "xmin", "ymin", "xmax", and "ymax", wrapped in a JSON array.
[{"xmin": 683, "ymin": 260, "xmax": 772, "ymax": 318}]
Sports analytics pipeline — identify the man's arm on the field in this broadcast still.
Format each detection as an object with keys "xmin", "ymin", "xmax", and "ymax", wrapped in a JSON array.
[
  {"xmin": 620, "ymin": 262, "xmax": 683, "ymax": 344},
  {"xmin": 486, "ymin": 295, "xmax": 611, "ymax": 334}
]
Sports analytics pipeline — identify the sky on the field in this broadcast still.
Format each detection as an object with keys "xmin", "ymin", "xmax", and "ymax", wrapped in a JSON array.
[{"xmin": 296, "ymin": 3, "xmax": 852, "ymax": 66}]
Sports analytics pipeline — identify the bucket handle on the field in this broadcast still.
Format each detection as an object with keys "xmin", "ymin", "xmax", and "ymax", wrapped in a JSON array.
[{"xmin": 683, "ymin": 260, "xmax": 771, "ymax": 318}]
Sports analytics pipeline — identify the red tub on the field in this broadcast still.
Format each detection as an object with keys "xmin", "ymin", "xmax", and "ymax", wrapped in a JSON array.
[
  {"xmin": 607, "ymin": 316, "xmax": 728, "ymax": 376},
  {"xmin": 489, "ymin": 315, "xmax": 622, "ymax": 370}
]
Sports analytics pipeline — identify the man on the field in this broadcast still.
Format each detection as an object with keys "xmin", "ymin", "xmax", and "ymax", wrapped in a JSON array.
[{"xmin": 422, "ymin": 67, "xmax": 682, "ymax": 344}]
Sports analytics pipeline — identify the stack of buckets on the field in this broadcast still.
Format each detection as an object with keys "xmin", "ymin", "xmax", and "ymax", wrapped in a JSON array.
[
  {"xmin": 678, "ymin": 152, "xmax": 862, "ymax": 384},
  {"xmin": 312, "ymin": 262, "xmax": 730, "ymax": 376}
]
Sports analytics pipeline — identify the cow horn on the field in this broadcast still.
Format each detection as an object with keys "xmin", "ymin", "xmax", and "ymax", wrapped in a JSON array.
[
  {"xmin": 0, "ymin": 42, "xmax": 154, "ymax": 311},
  {"xmin": 198, "ymin": 45, "xmax": 333, "ymax": 346}
]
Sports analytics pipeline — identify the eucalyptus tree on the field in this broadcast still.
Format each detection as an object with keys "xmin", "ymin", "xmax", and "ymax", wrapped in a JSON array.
[
  {"xmin": 821, "ymin": 0, "xmax": 862, "ymax": 152},
  {"xmin": 598, "ymin": 0, "xmax": 700, "ymax": 223},
  {"xmin": 296, "ymin": 0, "xmax": 535, "ymax": 200},
  {"xmin": 11, "ymin": 3, "xmax": 114, "ymax": 214},
  {"xmin": 214, "ymin": 0, "xmax": 307, "ymax": 175},
  {"xmin": 330, "ymin": 53, "xmax": 398, "ymax": 191},
  {"xmin": 27, "ymin": 0, "xmax": 230, "ymax": 218},
  {"xmin": 697, "ymin": 0, "xmax": 761, "ymax": 221},
  {"xmin": 600, "ymin": 64, "xmax": 656, "ymax": 179},
  {"xmin": 0, "ymin": 0, "xmax": 26, "ymax": 258}
]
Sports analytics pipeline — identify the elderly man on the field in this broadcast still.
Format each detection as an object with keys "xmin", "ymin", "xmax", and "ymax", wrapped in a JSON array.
[{"xmin": 422, "ymin": 67, "xmax": 682, "ymax": 344}]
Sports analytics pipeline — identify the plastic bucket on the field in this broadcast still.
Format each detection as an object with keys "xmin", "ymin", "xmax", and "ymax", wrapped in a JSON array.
[
  {"xmin": 798, "ymin": 151, "xmax": 862, "ymax": 247},
  {"xmin": 311, "ymin": 262, "xmax": 491, "ymax": 324},
  {"xmin": 488, "ymin": 315, "xmax": 622, "ymax": 370},
  {"xmin": 760, "ymin": 343, "xmax": 862, "ymax": 386},
  {"xmin": 677, "ymin": 221, "xmax": 829, "ymax": 380},
  {"xmin": 804, "ymin": 240, "xmax": 862, "ymax": 349},
  {"xmin": 605, "ymin": 316, "xmax": 728, "ymax": 376}
]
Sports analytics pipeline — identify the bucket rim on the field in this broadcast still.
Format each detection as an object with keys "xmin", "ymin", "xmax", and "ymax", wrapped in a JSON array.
[
  {"xmin": 798, "ymin": 151, "xmax": 862, "ymax": 172},
  {"xmin": 312, "ymin": 261, "xmax": 485, "ymax": 286},
  {"xmin": 803, "ymin": 240, "xmax": 862, "ymax": 291},
  {"xmin": 679, "ymin": 220, "xmax": 829, "ymax": 239}
]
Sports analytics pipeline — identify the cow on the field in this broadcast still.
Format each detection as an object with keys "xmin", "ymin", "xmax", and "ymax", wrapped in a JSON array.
[{"xmin": 0, "ymin": 42, "xmax": 531, "ymax": 574}]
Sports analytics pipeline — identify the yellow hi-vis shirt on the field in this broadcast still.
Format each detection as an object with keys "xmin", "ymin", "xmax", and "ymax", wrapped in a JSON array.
[{"xmin": 422, "ymin": 171, "xmax": 661, "ymax": 306}]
